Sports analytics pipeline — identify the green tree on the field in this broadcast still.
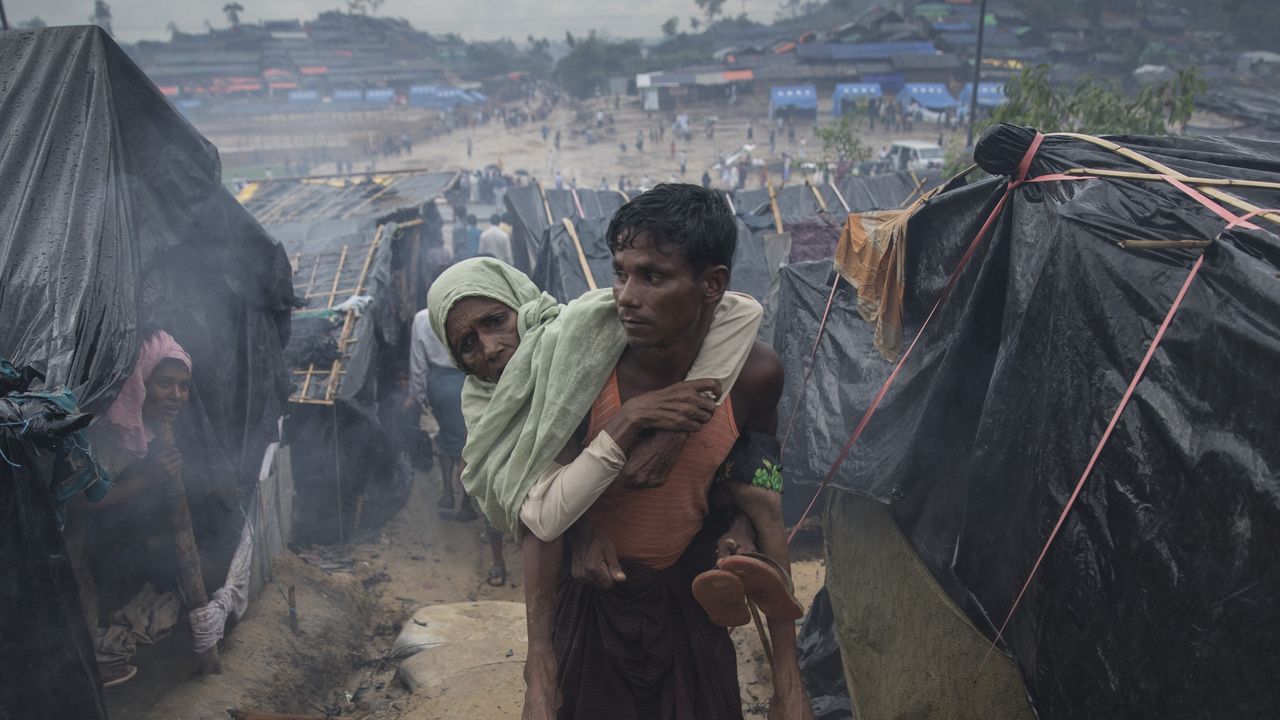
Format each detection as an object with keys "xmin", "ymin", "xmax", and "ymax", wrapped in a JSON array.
[
  {"xmin": 556, "ymin": 31, "xmax": 643, "ymax": 99},
  {"xmin": 222, "ymin": 2, "xmax": 243, "ymax": 26},
  {"xmin": 987, "ymin": 65, "xmax": 1205, "ymax": 136},
  {"xmin": 18, "ymin": 17, "xmax": 48, "ymax": 28},
  {"xmin": 695, "ymin": 0, "xmax": 725, "ymax": 26},
  {"xmin": 816, "ymin": 113, "xmax": 871, "ymax": 169},
  {"xmin": 689, "ymin": 16, "xmax": 701, "ymax": 31},
  {"xmin": 661, "ymin": 17, "xmax": 679, "ymax": 38}
]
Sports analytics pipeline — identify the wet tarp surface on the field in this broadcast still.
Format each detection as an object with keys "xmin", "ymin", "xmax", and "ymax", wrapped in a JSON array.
[
  {"xmin": 778, "ymin": 124, "xmax": 1280, "ymax": 718},
  {"xmin": 796, "ymin": 586, "xmax": 854, "ymax": 720},
  {"xmin": 0, "ymin": 26, "xmax": 294, "ymax": 544},
  {"xmin": 505, "ymin": 186, "xmax": 628, "ymax": 277},
  {"xmin": 533, "ymin": 217, "xmax": 615, "ymax": 302},
  {"xmin": 0, "ymin": 365, "xmax": 106, "ymax": 720}
]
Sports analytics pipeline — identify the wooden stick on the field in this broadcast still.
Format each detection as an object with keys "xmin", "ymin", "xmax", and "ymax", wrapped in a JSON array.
[
  {"xmin": 767, "ymin": 182, "xmax": 784, "ymax": 234},
  {"xmin": 747, "ymin": 599, "xmax": 773, "ymax": 667},
  {"xmin": 1063, "ymin": 166, "xmax": 1280, "ymax": 191},
  {"xmin": 561, "ymin": 218, "xmax": 597, "ymax": 291},
  {"xmin": 1120, "ymin": 239, "xmax": 1212, "ymax": 249},
  {"xmin": 157, "ymin": 423, "xmax": 221, "ymax": 675},
  {"xmin": 227, "ymin": 711, "xmax": 355, "ymax": 720}
]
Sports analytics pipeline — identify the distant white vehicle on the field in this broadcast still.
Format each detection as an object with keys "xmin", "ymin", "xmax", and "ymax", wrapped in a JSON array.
[{"xmin": 887, "ymin": 140, "xmax": 944, "ymax": 171}]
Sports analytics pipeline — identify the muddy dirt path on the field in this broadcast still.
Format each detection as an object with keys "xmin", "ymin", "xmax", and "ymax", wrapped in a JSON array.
[{"xmin": 319, "ymin": 464, "xmax": 825, "ymax": 719}]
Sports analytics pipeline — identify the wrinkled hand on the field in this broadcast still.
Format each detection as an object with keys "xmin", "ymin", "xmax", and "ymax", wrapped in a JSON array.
[
  {"xmin": 615, "ymin": 379, "xmax": 721, "ymax": 438},
  {"xmin": 716, "ymin": 512, "xmax": 758, "ymax": 560},
  {"xmin": 522, "ymin": 650, "xmax": 560, "ymax": 720},
  {"xmin": 617, "ymin": 430, "xmax": 685, "ymax": 489},
  {"xmin": 569, "ymin": 523, "xmax": 626, "ymax": 589}
]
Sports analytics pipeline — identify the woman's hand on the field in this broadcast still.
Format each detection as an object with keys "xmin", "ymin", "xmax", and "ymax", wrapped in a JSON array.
[
  {"xmin": 605, "ymin": 379, "xmax": 721, "ymax": 450},
  {"xmin": 153, "ymin": 447, "xmax": 183, "ymax": 479},
  {"xmin": 569, "ymin": 523, "xmax": 626, "ymax": 590}
]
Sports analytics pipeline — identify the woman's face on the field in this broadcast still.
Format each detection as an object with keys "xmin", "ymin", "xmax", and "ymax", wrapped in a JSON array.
[
  {"xmin": 445, "ymin": 297, "xmax": 520, "ymax": 382},
  {"xmin": 143, "ymin": 359, "xmax": 192, "ymax": 423}
]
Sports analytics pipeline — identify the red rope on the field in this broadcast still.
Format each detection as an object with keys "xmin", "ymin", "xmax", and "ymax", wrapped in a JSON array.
[
  {"xmin": 786, "ymin": 134, "xmax": 1046, "ymax": 544},
  {"xmin": 976, "ymin": 252, "xmax": 1206, "ymax": 672}
]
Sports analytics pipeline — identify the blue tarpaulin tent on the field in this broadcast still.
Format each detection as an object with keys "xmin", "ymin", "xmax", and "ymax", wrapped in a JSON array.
[
  {"xmin": 958, "ymin": 82, "xmax": 1007, "ymax": 108},
  {"xmin": 896, "ymin": 83, "xmax": 959, "ymax": 110},
  {"xmin": 770, "ymin": 85, "xmax": 818, "ymax": 119},
  {"xmin": 832, "ymin": 83, "xmax": 883, "ymax": 117},
  {"xmin": 364, "ymin": 88, "xmax": 395, "ymax": 106},
  {"xmin": 332, "ymin": 88, "xmax": 363, "ymax": 105},
  {"xmin": 287, "ymin": 89, "xmax": 320, "ymax": 104}
]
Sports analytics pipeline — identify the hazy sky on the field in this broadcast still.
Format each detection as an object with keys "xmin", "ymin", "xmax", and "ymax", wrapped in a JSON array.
[{"xmin": 11, "ymin": 0, "xmax": 785, "ymax": 42}]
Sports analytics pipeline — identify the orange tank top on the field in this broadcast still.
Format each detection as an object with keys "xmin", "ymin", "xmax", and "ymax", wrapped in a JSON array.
[{"xmin": 583, "ymin": 370, "xmax": 739, "ymax": 570}]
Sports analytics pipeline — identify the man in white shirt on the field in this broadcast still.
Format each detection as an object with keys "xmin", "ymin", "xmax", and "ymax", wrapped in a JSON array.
[{"xmin": 478, "ymin": 214, "xmax": 513, "ymax": 266}]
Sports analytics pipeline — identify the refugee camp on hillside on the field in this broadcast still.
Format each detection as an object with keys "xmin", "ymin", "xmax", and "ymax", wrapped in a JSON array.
[{"xmin": 0, "ymin": 1, "xmax": 1277, "ymax": 719}]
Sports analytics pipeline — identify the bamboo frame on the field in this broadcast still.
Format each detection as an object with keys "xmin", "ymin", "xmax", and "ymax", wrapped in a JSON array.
[
  {"xmin": 561, "ymin": 218, "xmax": 598, "ymax": 291},
  {"xmin": 289, "ymin": 226, "xmax": 384, "ymax": 405}
]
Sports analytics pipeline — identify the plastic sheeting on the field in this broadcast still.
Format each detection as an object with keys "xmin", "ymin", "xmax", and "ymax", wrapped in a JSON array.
[
  {"xmin": 0, "ymin": 364, "xmax": 106, "ymax": 720},
  {"xmin": 0, "ymin": 26, "xmax": 294, "ymax": 583},
  {"xmin": 779, "ymin": 124, "xmax": 1280, "ymax": 718},
  {"xmin": 796, "ymin": 586, "xmax": 855, "ymax": 720},
  {"xmin": 533, "ymin": 217, "xmax": 614, "ymax": 302},
  {"xmin": 504, "ymin": 185, "xmax": 628, "ymax": 277}
]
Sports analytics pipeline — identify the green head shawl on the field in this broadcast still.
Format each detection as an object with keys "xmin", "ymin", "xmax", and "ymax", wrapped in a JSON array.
[{"xmin": 426, "ymin": 258, "xmax": 626, "ymax": 534}]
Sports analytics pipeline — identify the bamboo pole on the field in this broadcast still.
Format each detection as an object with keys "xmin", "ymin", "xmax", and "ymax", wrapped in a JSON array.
[
  {"xmin": 561, "ymin": 218, "xmax": 598, "ymax": 291},
  {"xmin": 767, "ymin": 182, "xmax": 784, "ymax": 234}
]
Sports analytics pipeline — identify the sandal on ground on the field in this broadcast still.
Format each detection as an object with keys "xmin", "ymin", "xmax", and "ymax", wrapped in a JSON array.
[
  {"xmin": 692, "ymin": 568, "xmax": 751, "ymax": 627},
  {"xmin": 100, "ymin": 663, "xmax": 137, "ymax": 689},
  {"xmin": 486, "ymin": 565, "xmax": 507, "ymax": 587},
  {"xmin": 717, "ymin": 552, "xmax": 805, "ymax": 622}
]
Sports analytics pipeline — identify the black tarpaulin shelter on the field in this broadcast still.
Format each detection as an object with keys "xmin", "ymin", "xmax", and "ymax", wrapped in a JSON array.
[
  {"xmin": 0, "ymin": 26, "xmax": 294, "ymax": 715},
  {"xmin": 739, "ymin": 172, "xmax": 938, "ymax": 344},
  {"xmin": 254, "ymin": 172, "xmax": 458, "ymax": 543},
  {"xmin": 505, "ymin": 184, "xmax": 628, "ymax": 278},
  {"xmin": 778, "ymin": 124, "xmax": 1280, "ymax": 718}
]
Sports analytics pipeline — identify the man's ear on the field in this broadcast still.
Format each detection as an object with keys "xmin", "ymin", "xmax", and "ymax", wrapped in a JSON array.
[{"xmin": 701, "ymin": 265, "xmax": 730, "ymax": 304}]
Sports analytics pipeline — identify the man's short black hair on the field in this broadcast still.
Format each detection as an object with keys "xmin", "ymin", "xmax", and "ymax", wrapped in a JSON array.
[{"xmin": 606, "ymin": 183, "xmax": 736, "ymax": 276}]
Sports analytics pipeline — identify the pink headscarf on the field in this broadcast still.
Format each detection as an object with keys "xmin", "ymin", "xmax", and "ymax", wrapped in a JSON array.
[{"xmin": 105, "ymin": 330, "xmax": 193, "ymax": 457}]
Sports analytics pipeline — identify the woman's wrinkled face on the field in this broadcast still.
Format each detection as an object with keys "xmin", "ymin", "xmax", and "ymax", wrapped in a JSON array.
[
  {"xmin": 143, "ymin": 359, "xmax": 192, "ymax": 423},
  {"xmin": 445, "ymin": 297, "xmax": 520, "ymax": 382}
]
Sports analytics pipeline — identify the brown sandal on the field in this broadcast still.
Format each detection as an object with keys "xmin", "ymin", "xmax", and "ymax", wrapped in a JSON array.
[
  {"xmin": 692, "ymin": 568, "xmax": 751, "ymax": 627},
  {"xmin": 716, "ymin": 552, "xmax": 804, "ymax": 622}
]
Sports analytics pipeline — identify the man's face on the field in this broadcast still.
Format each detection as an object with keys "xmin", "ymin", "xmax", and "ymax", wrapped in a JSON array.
[
  {"xmin": 445, "ymin": 297, "xmax": 520, "ymax": 382},
  {"xmin": 611, "ymin": 232, "xmax": 724, "ymax": 350}
]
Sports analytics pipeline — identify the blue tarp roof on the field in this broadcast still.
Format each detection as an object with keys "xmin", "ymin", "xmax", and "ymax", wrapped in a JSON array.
[
  {"xmin": 408, "ymin": 84, "xmax": 479, "ymax": 108},
  {"xmin": 832, "ymin": 83, "xmax": 883, "ymax": 116},
  {"xmin": 287, "ymin": 89, "xmax": 320, "ymax": 103},
  {"xmin": 958, "ymin": 82, "xmax": 1007, "ymax": 107},
  {"xmin": 332, "ymin": 88, "xmax": 363, "ymax": 103},
  {"xmin": 770, "ymin": 85, "xmax": 818, "ymax": 110},
  {"xmin": 897, "ymin": 83, "xmax": 959, "ymax": 109},
  {"xmin": 365, "ymin": 88, "xmax": 395, "ymax": 104},
  {"xmin": 796, "ymin": 41, "xmax": 937, "ymax": 61}
]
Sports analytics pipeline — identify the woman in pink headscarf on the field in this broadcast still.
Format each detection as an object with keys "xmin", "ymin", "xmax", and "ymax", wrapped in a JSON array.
[
  {"xmin": 94, "ymin": 330, "xmax": 193, "ymax": 490},
  {"xmin": 67, "ymin": 330, "xmax": 195, "ymax": 688}
]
